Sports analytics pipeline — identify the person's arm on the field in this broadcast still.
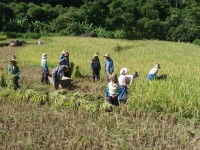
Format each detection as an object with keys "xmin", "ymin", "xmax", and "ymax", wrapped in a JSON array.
[
  {"xmin": 57, "ymin": 66, "xmax": 63, "ymax": 79},
  {"xmin": 15, "ymin": 66, "xmax": 20, "ymax": 78},
  {"xmin": 111, "ymin": 59, "xmax": 114, "ymax": 73},
  {"xmin": 90, "ymin": 59, "xmax": 94, "ymax": 70},
  {"xmin": 7, "ymin": 64, "xmax": 11, "ymax": 75},
  {"xmin": 105, "ymin": 61, "xmax": 107, "ymax": 72},
  {"xmin": 99, "ymin": 59, "xmax": 101, "ymax": 70}
]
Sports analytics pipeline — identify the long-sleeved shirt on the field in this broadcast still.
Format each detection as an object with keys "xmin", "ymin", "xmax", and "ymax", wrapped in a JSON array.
[
  {"xmin": 8, "ymin": 64, "xmax": 20, "ymax": 78},
  {"xmin": 105, "ymin": 58, "xmax": 114, "ymax": 73},
  {"xmin": 90, "ymin": 57, "xmax": 101, "ymax": 70},
  {"xmin": 118, "ymin": 75, "xmax": 134, "ymax": 86},
  {"xmin": 52, "ymin": 65, "xmax": 66, "ymax": 80},
  {"xmin": 60, "ymin": 57, "xmax": 70, "ymax": 68},
  {"xmin": 41, "ymin": 58, "xmax": 48, "ymax": 71},
  {"xmin": 108, "ymin": 81, "xmax": 120, "ymax": 96},
  {"xmin": 148, "ymin": 67, "xmax": 159, "ymax": 75}
]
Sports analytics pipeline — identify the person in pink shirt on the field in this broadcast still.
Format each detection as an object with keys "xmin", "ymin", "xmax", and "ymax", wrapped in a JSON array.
[{"xmin": 118, "ymin": 68, "xmax": 139, "ymax": 103}]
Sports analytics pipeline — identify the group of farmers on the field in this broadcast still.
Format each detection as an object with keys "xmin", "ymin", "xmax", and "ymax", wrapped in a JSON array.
[{"xmin": 7, "ymin": 51, "xmax": 161, "ymax": 106}]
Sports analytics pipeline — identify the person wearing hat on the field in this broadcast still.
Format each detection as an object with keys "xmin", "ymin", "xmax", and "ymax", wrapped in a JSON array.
[
  {"xmin": 104, "ymin": 53, "xmax": 114, "ymax": 82},
  {"xmin": 41, "ymin": 53, "xmax": 50, "ymax": 84},
  {"xmin": 52, "ymin": 65, "xmax": 69, "ymax": 89},
  {"xmin": 59, "ymin": 51, "xmax": 71, "ymax": 77},
  {"xmin": 7, "ymin": 58, "xmax": 20, "ymax": 90},
  {"xmin": 90, "ymin": 52, "xmax": 101, "ymax": 81},
  {"xmin": 105, "ymin": 74, "xmax": 120, "ymax": 106},
  {"xmin": 147, "ymin": 63, "xmax": 161, "ymax": 80},
  {"xmin": 118, "ymin": 68, "xmax": 139, "ymax": 103}
]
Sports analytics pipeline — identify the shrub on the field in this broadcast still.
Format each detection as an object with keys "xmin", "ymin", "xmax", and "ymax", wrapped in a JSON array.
[{"xmin": 193, "ymin": 39, "xmax": 200, "ymax": 45}]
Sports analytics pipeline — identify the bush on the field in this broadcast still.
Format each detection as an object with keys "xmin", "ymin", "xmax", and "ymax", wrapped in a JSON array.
[
  {"xmin": 6, "ymin": 32, "xmax": 17, "ymax": 38},
  {"xmin": 193, "ymin": 39, "xmax": 200, "ymax": 45}
]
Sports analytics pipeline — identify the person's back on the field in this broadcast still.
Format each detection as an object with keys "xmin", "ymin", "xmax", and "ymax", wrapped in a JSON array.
[{"xmin": 147, "ymin": 63, "xmax": 161, "ymax": 80}]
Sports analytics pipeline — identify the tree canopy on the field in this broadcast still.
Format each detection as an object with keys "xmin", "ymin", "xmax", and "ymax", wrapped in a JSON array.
[{"xmin": 1, "ymin": 0, "xmax": 200, "ymax": 42}]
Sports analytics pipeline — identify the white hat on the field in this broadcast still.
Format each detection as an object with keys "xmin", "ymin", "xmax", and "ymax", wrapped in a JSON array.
[
  {"xmin": 42, "ymin": 53, "xmax": 47, "ymax": 59},
  {"xmin": 120, "ymin": 68, "xmax": 128, "ymax": 75}
]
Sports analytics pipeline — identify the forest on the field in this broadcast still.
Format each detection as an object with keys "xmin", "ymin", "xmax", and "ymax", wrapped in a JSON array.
[{"xmin": 1, "ymin": 0, "xmax": 200, "ymax": 42}]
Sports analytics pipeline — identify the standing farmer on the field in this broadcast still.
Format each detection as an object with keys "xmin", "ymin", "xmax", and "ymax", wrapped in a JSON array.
[
  {"xmin": 60, "ymin": 51, "xmax": 71, "ymax": 77},
  {"xmin": 147, "ymin": 63, "xmax": 161, "ymax": 80},
  {"xmin": 7, "ymin": 59, "xmax": 20, "ymax": 90},
  {"xmin": 90, "ymin": 52, "xmax": 101, "ymax": 81},
  {"xmin": 52, "ymin": 65, "xmax": 68, "ymax": 90},
  {"xmin": 104, "ymin": 53, "xmax": 114, "ymax": 82},
  {"xmin": 41, "ymin": 53, "xmax": 50, "ymax": 84}
]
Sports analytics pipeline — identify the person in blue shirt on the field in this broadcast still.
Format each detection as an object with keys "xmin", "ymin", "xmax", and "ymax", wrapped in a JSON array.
[
  {"xmin": 8, "ymin": 59, "xmax": 20, "ymax": 90},
  {"xmin": 90, "ymin": 52, "xmax": 101, "ymax": 81},
  {"xmin": 59, "ymin": 51, "xmax": 71, "ymax": 77},
  {"xmin": 52, "ymin": 65, "xmax": 68, "ymax": 89},
  {"xmin": 104, "ymin": 53, "xmax": 114, "ymax": 82}
]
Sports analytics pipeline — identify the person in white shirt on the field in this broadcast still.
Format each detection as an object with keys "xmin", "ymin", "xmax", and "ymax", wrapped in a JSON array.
[
  {"xmin": 147, "ymin": 63, "xmax": 161, "ymax": 80},
  {"xmin": 41, "ymin": 53, "xmax": 50, "ymax": 84},
  {"xmin": 118, "ymin": 68, "xmax": 139, "ymax": 103},
  {"xmin": 105, "ymin": 74, "xmax": 120, "ymax": 106}
]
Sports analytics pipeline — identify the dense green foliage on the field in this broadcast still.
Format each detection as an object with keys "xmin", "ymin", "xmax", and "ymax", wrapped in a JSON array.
[{"xmin": 1, "ymin": 0, "xmax": 200, "ymax": 41}]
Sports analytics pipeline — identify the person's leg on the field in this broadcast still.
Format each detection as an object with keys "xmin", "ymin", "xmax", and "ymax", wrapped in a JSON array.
[
  {"xmin": 92, "ymin": 70, "xmax": 96, "ymax": 81},
  {"xmin": 41, "ymin": 70, "xmax": 45, "ymax": 83},
  {"xmin": 53, "ymin": 74, "xmax": 59, "ymax": 89},
  {"xmin": 106, "ymin": 96, "xmax": 113, "ymax": 105},
  {"xmin": 13, "ymin": 77, "xmax": 19, "ymax": 90},
  {"xmin": 112, "ymin": 96, "xmax": 119, "ymax": 106},
  {"xmin": 44, "ymin": 72, "xmax": 50, "ymax": 84},
  {"xmin": 96, "ymin": 69, "xmax": 100, "ymax": 80}
]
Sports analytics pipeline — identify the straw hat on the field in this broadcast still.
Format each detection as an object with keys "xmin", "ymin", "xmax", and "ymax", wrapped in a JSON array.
[
  {"xmin": 63, "ymin": 65, "xmax": 69, "ymax": 72},
  {"xmin": 10, "ymin": 59, "xmax": 17, "ymax": 64},
  {"xmin": 109, "ymin": 74, "xmax": 118, "ymax": 83},
  {"xmin": 155, "ymin": 63, "xmax": 161, "ymax": 69},
  {"xmin": 120, "ymin": 68, "xmax": 128, "ymax": 75},
  {"xmin": 12, "ymin": 55, "xmax": 16, "ymax": 59},
  {"xmin": 104, "ymin": 53, "xmax": 110, "ymax": 58},
  {"xmin": 64, "ymin": 52, "xmax": 70, "ymax": 56},
  {"xmin": 93, "ymin": 52, "xmax": 99, "ymax": 57},
  {"xmin": 42, "ymin": 53, "xmax": 47, "ymax": 59}
]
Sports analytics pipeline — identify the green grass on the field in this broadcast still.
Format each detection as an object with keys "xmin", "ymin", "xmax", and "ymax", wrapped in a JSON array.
[
  {"xmin": 1, "ymin": 37, "xmax": 200, "ymax": 149},
  {"xmin": 16, "ymin": 36, "xmax": 200, "ymax": 121}
]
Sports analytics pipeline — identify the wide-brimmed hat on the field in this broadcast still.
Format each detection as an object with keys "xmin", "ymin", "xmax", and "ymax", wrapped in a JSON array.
[
  {"xmin": 93, "ymin": 52, "xmax": 99, "ymax": 57},
  {"xmin": 109, "ymin": 74, "xmax": 118, "ymax": 83},
  {"xmin": 64, "ymin": 52, "xmax": 70, "ymax": 56},
  {"xmin": 42, "ymin": 53, "xmax": 47, "ymax": 59},
  {"xmin": 155, "ymin": 63, "xmax": 161, "ymax": 69},
  {"xmin": 12, "ymin": 55, "xmax": 16, "ymax": 59},
  {"xmin": 10, "ymin": 59, "xmax": 17, "ymax": 63},
  {"xmin": 104, "ymin": 53, "xmax": 110, "ymax": 58},
  {"xmin": 63, "ymin": 65, "xmax": 69, "ymax": 72},
  {"xmin": 120, "ymin": 68, "xmax": 128, "ymax": 75}
]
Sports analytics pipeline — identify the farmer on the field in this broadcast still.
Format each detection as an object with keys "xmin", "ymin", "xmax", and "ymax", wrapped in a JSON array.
[
  {"xmin": 90, "ymin": 52, "xmax": 101, "ymax": 81},
  {"xmin": 118, "ymin": 68, "xmax": 139, "ymax": 103},
  {"xmin": 59, "ymin": 51, "xmax": 71, "ymax": 77},
  {"xmin": 105, "ymin": 74, "xmax": 120, "ymax": 106},
  {"xmin": 104, "ymin": 53, "xmax": 114, "ymax": 82},
  {"xmin": 7, "ymin": 59, "xmax": 20, "ymax": 90},
  {"xmin": 41, "ymin": 53, "xmax": 50, "ymax": 84},
  {"xmin": 147, "ymin": 63, "xmax": 161, "ymax": 80},
  {"xmin": 52, "ymin": 65, "xmax": 69, "ymax": 90}
]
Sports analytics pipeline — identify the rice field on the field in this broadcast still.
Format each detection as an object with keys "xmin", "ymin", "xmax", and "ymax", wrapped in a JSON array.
[
  {"xmin": 17, "ymin": 36, "xmax": 200, "ymax": 121},
  {"xmin": 1, "ymin": 36, "xmax": 200, "ymax": 149}
]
